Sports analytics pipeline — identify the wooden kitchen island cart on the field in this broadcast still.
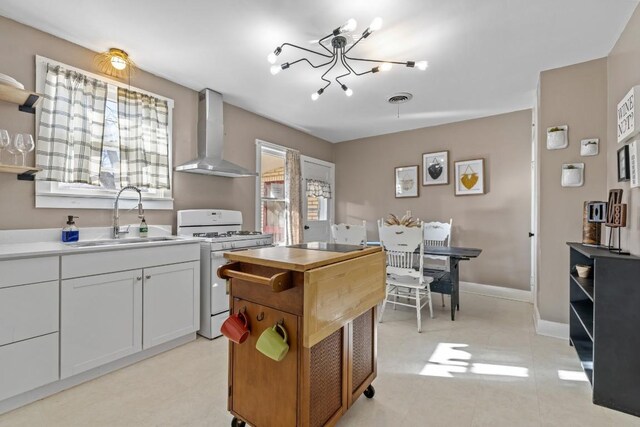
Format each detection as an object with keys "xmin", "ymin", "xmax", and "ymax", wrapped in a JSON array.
[{"xmin": 218, "ymin": 244, "xmax": 386, "ymax": 427}]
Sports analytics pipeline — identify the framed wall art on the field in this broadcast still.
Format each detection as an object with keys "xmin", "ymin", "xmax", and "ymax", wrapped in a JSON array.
[
  {"xmin": 395, "ymin": 165, "xmax": 419, "ymax": 198},
  {"xmin": 422, "ymin": 151, "xmax": 448, "ymax": 186},
  {"xmin": 454, "ymin": 159, "xmax": 485, "ymax": 196},
  {"xmin": 618, "ymin": 144, "xmax": 630, "ymax": 182}
]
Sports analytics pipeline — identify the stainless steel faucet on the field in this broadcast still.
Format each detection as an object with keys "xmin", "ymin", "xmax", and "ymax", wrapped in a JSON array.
[{"xmin": 112, "ymin": 186, "xmax": 144, "ymax": 239}]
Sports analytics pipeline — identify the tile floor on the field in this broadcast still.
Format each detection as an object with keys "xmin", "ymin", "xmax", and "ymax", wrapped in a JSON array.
[{"xmin": 1, "ymin": 293, "xmax": 639, "ymax": 427}]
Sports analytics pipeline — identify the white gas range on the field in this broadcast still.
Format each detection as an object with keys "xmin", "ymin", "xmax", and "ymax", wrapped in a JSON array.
[{"xmin": 177, "ymin": 209, "xmax": 273, "ymax": 339}]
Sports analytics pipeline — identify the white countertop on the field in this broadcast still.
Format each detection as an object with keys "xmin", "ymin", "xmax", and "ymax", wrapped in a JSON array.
[{"xmin": 0, "ymin": 226, "xmax": 202, "ymax": 261}]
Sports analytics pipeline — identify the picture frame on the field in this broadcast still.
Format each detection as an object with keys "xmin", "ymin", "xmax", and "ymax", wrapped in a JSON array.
[
  {"xmin": 395, "ymin": 165, "xmax": 419, "ymax": 198},
  {"xmin": 422, "ymin": 151, "xmax": 448, "ymax": 185},
  {"xmin": 618, "ymin": 145, "xmax": 630, "ymax": 182},
  {"xmin": 454, "ymin": 159, "xmax": 485, "ymax": 196}
]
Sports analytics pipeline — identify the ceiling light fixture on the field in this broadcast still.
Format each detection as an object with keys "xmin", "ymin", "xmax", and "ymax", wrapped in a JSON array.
[
  {"xmin": 95, "ymin": 48, "xmax": 135, "ymax": 78},
  {"xmin": 268, "ymin": 17, "xmax": 427, "ymax": 100}
]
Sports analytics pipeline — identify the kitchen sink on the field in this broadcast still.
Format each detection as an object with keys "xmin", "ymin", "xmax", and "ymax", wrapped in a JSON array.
[{"xmin": 67, "ymin": 237, "xmax": 178, "ymax": 248}]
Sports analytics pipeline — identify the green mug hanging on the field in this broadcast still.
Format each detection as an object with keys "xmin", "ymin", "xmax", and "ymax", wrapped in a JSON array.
[{"xmin": 256, "ymin": 323, "xmax": 289, "ymax": 362}]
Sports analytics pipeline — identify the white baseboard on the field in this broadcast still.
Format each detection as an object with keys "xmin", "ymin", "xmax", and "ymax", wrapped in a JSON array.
[
  {"xmin": 459, "ymin": 281, "xmax": 532, "ymax": 303},
  {"xmin": 534, "ymin": 307, "xmax": 569, "ymax": 340}
]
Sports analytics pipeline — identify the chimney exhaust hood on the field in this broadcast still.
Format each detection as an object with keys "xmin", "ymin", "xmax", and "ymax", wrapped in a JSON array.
[{"xmin": 175, "ymin": 88, "xmax": 257, "ymax": 177}]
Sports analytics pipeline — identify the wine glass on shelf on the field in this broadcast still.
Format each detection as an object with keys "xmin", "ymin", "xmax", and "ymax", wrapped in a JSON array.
[
  {"xmin": 8, "ymin": 133, "xmax": 23, "ymax": 166},
  {"xmin": 0, "ymin": 129, "xmax": 9, "ymax": 165},
  {"xmin": 17, "ymin": 134, "xmax": 35, "ymax": 167}
]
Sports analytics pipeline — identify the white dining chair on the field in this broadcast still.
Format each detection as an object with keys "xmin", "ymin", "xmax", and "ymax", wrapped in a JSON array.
[
  {"xmin": 331, "ymin": 221, "xmax": 367, "ymax": 245},
  {"xmin": 378, "ymin": 224, "xmax": 434, "ymax": 332},
  {"xmin": 423, "ymin": 219, "xmax": 452, "ymax": 307}
]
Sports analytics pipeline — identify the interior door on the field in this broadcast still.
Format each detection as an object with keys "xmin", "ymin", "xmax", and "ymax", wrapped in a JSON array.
[{"xmin": 301, "ymin": 155, "xmax": 335, "ymax": 243}]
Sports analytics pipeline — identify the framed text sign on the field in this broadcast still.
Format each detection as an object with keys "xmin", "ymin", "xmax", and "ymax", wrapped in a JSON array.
[{"xmin": 617, "ymin": 86, "xmax": 640, "ymax": 143}]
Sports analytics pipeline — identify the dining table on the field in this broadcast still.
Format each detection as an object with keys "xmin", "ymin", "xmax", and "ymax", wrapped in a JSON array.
[{"xmin": 367, "ymin": 243, "xmax": 482, "ymax": 321}]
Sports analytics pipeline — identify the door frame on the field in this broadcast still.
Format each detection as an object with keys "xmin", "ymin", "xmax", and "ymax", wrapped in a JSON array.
[{"xmin": 300, "ymin": 155, "xmax": 335, "ymax": 243}]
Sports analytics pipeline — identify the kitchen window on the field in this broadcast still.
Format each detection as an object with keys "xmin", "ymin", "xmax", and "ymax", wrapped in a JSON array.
[{"xmin": 34, "ymin": 56, "xmax": 174, "ymax": 210}]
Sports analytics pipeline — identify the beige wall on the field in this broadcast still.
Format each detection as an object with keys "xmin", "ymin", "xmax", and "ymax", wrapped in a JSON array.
[
  {"xmin": 0, "ymin": 16, "xmax": 333, "ymax": 232},
  {"xmin": 334, "ymin": 110, "xmax": 532, "ymax": 290},
  {"xmin": 607, "ymin": 5, "xmax": 640, "ymax": 256},
  {"xmin": 536, "ymin": 58, "xmax": 608, "ymax": 323}
]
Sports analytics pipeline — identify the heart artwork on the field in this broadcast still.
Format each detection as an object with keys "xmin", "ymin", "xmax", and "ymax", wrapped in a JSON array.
[
  {"xmin": 428, "ymin": 161, "xmax": 443, "ymax": 179},
  {"xmin": 461, "ymin": 173, "xmax": 478, "ymax": 190}
]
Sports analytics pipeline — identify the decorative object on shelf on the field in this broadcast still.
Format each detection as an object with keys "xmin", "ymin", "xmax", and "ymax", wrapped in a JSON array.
[
  {"xmin": 618, "ymin": 144, "xmax": 631, "ymax": 182},
  {"xmin": 0, "ymin": 72, "xmax": 24, "ymax": 90},
  {"xmin": 629, "ymin": 139, "xmax": 639, "ymax": 188},
  {"xmin": 422, "ymin": 151, "xmax": 448, "ymax": 186},
  {"xmin": 575, "ymin": 264, "xmax": 592, "ymax": 279},
  {"xmin": 582, "ymin": 201, "xmax": 602, "ymax": 246},
  {"xmin": 617, "ymin": 86, "xmax": 639, "ymax": 143},
  {"xmin": 605, "ymin": 189, "xmax": 629, "ymax": 255},
  {"xmin": 395, "ymin": 165, "xmax": 419, "ymax": 198},
  {"xmin": 94, "ymin": 48, "xmax": 135, "ymax": 78},
  {"xmin": 11, "ymin": 133, "xmax": 35, "ymax": 166},
  {"xmin": 580, "ymin": 138, "xmax": 599, "ymax": 156},
  {"xmin": 547, "ymin": 125, "xmax": 568, "ymax": 150},
  {"xmin": 266, "ymin": 17, "xmax": 427, "ymax": 100},
  {"xmin": 0, "ymin": 129, "xmax": 9, "ymax": 164},
  {"xmin": 384, "ymin": 211, "xmax": 420, "ymax": 227},
  {"xmin": 454, "ymin": 159, "xmax": 485, "ymax": 195},
  {"xmin": 586, "ymin": 201, "xmax": 607, "ymax": 223},
  {"xmin": 561, "ymin": 163, "xmax": 584, "ymax": 187}
]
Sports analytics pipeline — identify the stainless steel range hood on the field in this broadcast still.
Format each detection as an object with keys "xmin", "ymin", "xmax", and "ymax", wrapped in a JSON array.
[{"xmin": 175, "ymin": 88, "xmax": 257, "ymax": 177}]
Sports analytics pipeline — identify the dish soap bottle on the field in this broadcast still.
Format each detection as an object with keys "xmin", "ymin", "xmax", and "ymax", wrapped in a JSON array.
[
  {"xmin": 139, "ymin": 217, "xmax": 148, "ymax": 238},
  {"xmin": 62, "ymin": 216, "xmax": 79, "ymax": 242}
]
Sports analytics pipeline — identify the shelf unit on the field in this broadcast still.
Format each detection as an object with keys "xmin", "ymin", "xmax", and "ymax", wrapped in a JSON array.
[
  {"xmin": 567, "ymin": 243, "xmax": 640, "ymax": 416},
  {"xmin": 0, "ymin": 83, "xmax": 42, "ymax": 114},
  {"xmin": 0, "ymin": 164, "xmax": 41, "ymax": 181}
]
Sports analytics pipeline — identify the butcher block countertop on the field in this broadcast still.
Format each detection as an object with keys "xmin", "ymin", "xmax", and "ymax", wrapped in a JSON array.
[{"xmin": 224, "ymin": 244, "xmax": 382, "ymax": 272}]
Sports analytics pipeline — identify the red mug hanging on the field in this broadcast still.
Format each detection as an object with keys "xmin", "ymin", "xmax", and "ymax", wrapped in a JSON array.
[{"xmin": 220, "ymin": 310, "xmax": 250, "ymax": 344}]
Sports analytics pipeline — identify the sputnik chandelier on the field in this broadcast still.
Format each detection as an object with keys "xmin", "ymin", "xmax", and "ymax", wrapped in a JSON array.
[{"xmin": 267, "ymin": 18, "xmax": 428, "ymax": 100}]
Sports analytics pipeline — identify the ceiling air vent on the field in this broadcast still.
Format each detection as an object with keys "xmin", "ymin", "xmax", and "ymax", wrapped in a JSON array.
[{"xmin": 387, "ymin": 92, "xmax": 413, "ymax": 104}]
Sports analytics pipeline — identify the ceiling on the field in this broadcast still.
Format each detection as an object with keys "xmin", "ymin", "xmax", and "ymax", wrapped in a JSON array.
[{"xmin": 0, "ymin": 0, "xmax": 638, "ymax": 142}]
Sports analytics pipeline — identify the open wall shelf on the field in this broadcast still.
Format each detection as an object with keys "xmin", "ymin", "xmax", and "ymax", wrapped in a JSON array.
[
  {"xmin": 0, "ymin": 164, "xmax": 41, "ymax": 181},
  {"xmin": 0, "ymin": 83, "xmax": 42, "ymax": 114},
  {"xmin": 567, "ymin": 243, "xmax": 640, "ymax": 417}
]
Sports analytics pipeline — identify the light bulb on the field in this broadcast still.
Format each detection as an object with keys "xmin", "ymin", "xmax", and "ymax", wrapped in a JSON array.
[
  {"xmin": 380, "ymin": 62, "xmax": 392, "ymax": 72},
  {"xmin": 267, "ymin": 53, "xmax": 277, "ymax": 64},
  {"xmin": 110, "ymin": 56, "xmax": 127, "ymax": 70},
  {"xmin": 270, "ymin": 65, "xmax": 282, "ymax": 75},
  {"xmin": 369, "ymin": 17, "xmax": 383, "ymax": 31},
  {"xmin": 311, "ymin": 92, "xmax": 319, "ymax": 101},
  {"xmin": 416, "ymin": 61, "xmax": 428, "ymax": 70},
  {"xmin": 345, "ymin": 88, "xmax": 353, "ymax": 97},
  {"xmin": 340, "ymin": 18, "xmax": 357, "ymax": 33}
]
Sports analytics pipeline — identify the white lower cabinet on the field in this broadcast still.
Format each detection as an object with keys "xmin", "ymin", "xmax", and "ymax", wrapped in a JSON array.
[
  {"xmin": 61, "ymin": 270, "xmax": 143, "ymax": 379},
  {"xmin": 143, "ymin": 261, "xmax": 200, "ymax": 349},
  {"xmin": 0, "ymin": 333, "xmax": 59, "ymax": 401}
]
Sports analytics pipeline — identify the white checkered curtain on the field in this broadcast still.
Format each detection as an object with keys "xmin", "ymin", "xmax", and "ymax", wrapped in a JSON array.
[
  {"xmin": 36, "ymin": 64, "xmax": 107, "ymax": 184},
  {"xmin": 117, "ymin": 87, "xmax": 170, "ymax": 189}
]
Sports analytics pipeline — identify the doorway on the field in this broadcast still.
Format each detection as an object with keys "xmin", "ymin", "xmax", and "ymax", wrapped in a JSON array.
[{"xmin": 301, "ymin": 155, "xmax": 335, "ymax": 243}]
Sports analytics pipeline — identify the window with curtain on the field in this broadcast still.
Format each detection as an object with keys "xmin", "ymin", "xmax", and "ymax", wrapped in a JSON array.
[{"xmin": 34, "ymin": 56, "xmax": 174, "ymax": 210}]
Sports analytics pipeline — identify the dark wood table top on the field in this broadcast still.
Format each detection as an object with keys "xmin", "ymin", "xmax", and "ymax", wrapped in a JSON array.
[{"xmin": 366, "ymin": 242, "xmax": 482, "ymax": 259}]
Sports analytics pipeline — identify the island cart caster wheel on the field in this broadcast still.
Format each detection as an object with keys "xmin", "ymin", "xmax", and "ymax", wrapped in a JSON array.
[
  {"xmin": 364, "ymin": 385, "xmax": 375, "ymax": 399},
  {"xmin": 231, "ymin": 417, "xmax": 246, "ymax": 427}
]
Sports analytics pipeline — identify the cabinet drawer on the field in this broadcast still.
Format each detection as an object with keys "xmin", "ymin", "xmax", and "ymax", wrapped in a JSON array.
[
  {"xmin": 0, "ymin": 281, "xmax": 59, "ymax": 346},
  {"xmin": 0, "ymin": 257, "xmax": 59, "ymax": 289},
  {"xmin": 0, "ymin": 333, "xmax": 59, "ymax": 401},
  {"xmin": 62, "ymin": 243, "xmax": 200, "ymax": 279}
]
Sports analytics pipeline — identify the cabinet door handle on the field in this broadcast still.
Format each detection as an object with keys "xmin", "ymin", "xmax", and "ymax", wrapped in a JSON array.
[
  {"xmin": 145, "ymin": 275, "xmax": 151, "ymax": 280},
  {"xmin": 136, "ymin": 276, "xmax": 142, "ymax": 281}
]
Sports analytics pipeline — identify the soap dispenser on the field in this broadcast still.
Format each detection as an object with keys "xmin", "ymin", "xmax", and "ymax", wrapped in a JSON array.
[
  {"xmin": 139, "ymin": 216, "xmax": 148, "ymax": 238},
  {"xmin": 62, "ymin": 216, "xmax": 80, "ymax": 242}
]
